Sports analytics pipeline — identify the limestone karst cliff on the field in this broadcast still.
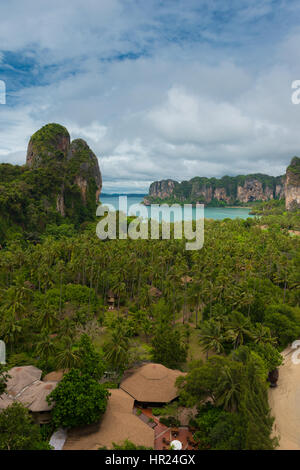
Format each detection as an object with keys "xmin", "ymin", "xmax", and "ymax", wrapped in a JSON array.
[
  {"xmin": 144, "ymin": 174, "xmax": 285, "ymax": 206},
  {"xmin": 26, "ymin": 124, "xmax": 102, "ymax": 218},
  {"xmin": 0, "ymin": 123, "xmax": 102, "ymax": 243},
  {"xmin": 285, "ymin": 157, "xmax": 300, "ymax": 211}
]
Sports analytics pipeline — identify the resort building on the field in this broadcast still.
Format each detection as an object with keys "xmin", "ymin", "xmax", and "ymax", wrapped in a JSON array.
[
  {"xmin": 0, "ymin": 365, "xmax": 58, "ymax": 424},
  {"xmin": 63, "ymin": 388, "xmax": 155, "ymax": 450},
  {"xmin": 63, "ymin": 363, "xmax": 186, "ymax": 450},
  {"xmin": 120, "ymin": 363, "xmax": 185, "ymax": 406}
]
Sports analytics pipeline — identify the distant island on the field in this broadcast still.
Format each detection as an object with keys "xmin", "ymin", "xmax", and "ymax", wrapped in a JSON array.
[{"xmin": 144, "ymin": 158, "xmax": 300, "ymax": 210}]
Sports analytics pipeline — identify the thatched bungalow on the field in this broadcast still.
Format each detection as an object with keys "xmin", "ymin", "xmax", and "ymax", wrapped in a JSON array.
[
  {"xmin": 120, "ymin": 363, "xmax": 185, "ymax": 406},
  {"xmin": 18, "ymin": 380, "xmax": 57, "ymax": 424},
  {"xmin": 43, "ymin": 370, "xmax": 65, "ymax": 382},
  {"xmin": 149, "ymin": 286, "xmax": 162, "ymax": 298},
  {"xmin": 6, "ymin": 366, "xmax": 42, "ymax": 397},
  {"xmin": 181, "ymin": 275, "xmax": 193, "ymax": 285},
  {"xmin": 0, "ymin": 365, "xmax": 58, "ymax": 424},
  {"xmin": 107, "ymin": 290, "xmax": 115, "ymax": 310},
  {"xmin": 63, "ymin": 388, "xmax": 154, "ymax": 450}
]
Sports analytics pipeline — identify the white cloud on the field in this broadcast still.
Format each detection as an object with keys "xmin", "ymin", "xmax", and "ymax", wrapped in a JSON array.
[{"xmin": 1, "ymin": 1, "xmax": 300, "ymax": 192}]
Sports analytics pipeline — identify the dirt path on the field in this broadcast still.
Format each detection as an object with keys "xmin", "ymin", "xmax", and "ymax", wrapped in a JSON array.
[{"xmin": 269, "ymin": 346, "xmax": 300, "ymax": 450}]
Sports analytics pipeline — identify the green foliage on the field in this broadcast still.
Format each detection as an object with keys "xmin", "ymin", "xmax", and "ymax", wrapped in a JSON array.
[
  {"xmin": 151, "ymin": 319, "xmax": 187, "ymax": 369},
  {"xmin": 159, "ymin": 416, "xmax": 180, "ymax": 427},
  {"xmin": 103, "ymin": 328, "xmax": 130, "ymax": 372},
  {"xmin": 147, "ymin": 173, "xmax": 284, "ymax": 206},
  {"xmin": 47, "ymin": 368, "xmax": 109, "ymax": 429},
  {"xmin": 0, "ymin": 402, "xmax": 51, "ymax": 450},
  {"xmin": 250, "ymin": 343, "xmax": 283, "ymax": 372},
  {"xmin": 0, "ymin": 365, "xmax": 9, "ymax": 395},
  {"xmin": 193, "ymin": 404, "xmax": 246, "ymax": 450},
  {"xmin": 0, "ymin": 123, "xmax": 101, "ymax": 244},
  {"xmin": 0, "ymin": 190, "xmax": 299, "ymax": 449},
  {"xmin": 112, "ymin": 439, "xmax": 153, "ymax": 450},
  {"xmin": 179, "ymin": 355, "xmax": 277, "ymax": 450},
  {"xmin": 263, "ymin": 304, "xmax": 300, "ymax": 348},
  {"xmin": 75, "ymin": 334, "xmax": 105, "ymax": 379}
]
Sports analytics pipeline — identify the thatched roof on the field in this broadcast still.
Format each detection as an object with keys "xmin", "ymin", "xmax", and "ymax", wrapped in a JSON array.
[
  {"xmin": 63, "ymin": 389, "xmax": 154, "ymax": 450},
  {"xmin": 18, "ymin": 380, "xmax": 57, "ymax": 412},
  {"xmin": 0, "ymin": 365, "xmax": 58, "ymax": 413},
  {"xmin": 149, "ymin": 286, "xmax": 162, "ymax": 298},
  {"xmin": 181, "ymin": 275, "xmax": 193, "ymax": 284},
  {"xmin": 6, "ymin": 366, "xmax": 42, "ymax": 397},
  {"xmin": 43, "ymin": 370, "xmax": 65, "ymax": 382},
  {"xmin": 120, "ymin": 363, "xmax": 185, "ymax": 403}
]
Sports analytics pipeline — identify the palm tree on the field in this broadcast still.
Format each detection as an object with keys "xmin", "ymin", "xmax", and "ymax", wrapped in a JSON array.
[
  {"xmin": 199, "ymin": 320, "xmax": 226, "ymax": 358},
  {"xmin": 251, "ymin": 324, "xmax": 277, "ymax": 345},
  {"xmin": 35, "ymin": 330, "xmax": 56, "ymax": 367},
  {"xmin": 103, "ymin": 329, "xmax": 129, "ymax": 372},
  {"xmin": 56, "ymin": 337, "xmax": 80, "ymax": 371},
  {"xmin": 0, "ymin": 310, "xmax": 22, "ymax": 350},
  {"xmin": 216, "ymin": 365, "xmax": 242, "ymax": 412},
  {"xmin": 227, "ymin": 311, "xmax": 252, "ymax": 349},
  {"xmin": 38, "ymin": 303, "xmax": 57, "ymax": 330}
]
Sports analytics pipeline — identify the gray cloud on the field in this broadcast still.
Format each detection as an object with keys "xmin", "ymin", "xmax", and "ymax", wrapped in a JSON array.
[{"xmin": 1, "ymin": 1, "xmax": 300, "ymax": 192}]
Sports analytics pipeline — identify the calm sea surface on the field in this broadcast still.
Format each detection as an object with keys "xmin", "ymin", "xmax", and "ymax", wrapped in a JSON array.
[{"xmin": 100, "ymin": 195, "xmax": 254, "ymax": 221}]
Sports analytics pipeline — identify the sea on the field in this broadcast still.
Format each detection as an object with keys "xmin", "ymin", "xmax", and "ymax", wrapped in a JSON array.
[{"xmin": 99, "ymin": 194, "xmax": 254, "ymax": 221}]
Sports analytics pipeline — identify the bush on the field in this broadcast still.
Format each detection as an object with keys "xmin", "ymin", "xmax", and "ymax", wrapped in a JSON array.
[
  {"xmin": 159, "ymin": 416, "xmax": 180, "ymax": 427},
  {"xmin": 0, "ymin": 402, "xmax": 51, "ymax": 450},
  {"xmin": 47, "ymin": 369, "xmax": 109, "ymax": 429}
]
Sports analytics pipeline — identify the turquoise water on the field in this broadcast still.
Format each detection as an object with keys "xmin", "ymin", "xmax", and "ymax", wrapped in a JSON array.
[{"xmin": 99, "ymin": 195, "xmax": 254, "ymax": 221}]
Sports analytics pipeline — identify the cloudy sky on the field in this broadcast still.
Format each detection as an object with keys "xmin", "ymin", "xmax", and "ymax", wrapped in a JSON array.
[{"xmin": 1, "ymin": 0, "xmax": 300, "ymax": 193}]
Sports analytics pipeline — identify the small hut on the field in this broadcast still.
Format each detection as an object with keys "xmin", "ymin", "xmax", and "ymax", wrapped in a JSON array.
[
  {"xmin": 107, "ymin": 290, "xmax": 115, "ymax": 310},
  {"xmin": 181, "ymin": 276, "xmax": 193, "ymax": 285},
  {"xmin": 0, "ymin": 365, "xmax": 58, "ymax": 424},
  {"xmin": 149, "ymin": 286, "xmax": 162, "ymax": 298},
  {"xmin": 120, "ymin": 363, "xmax": 185, "ymax": 406},
  {"xmin": 5, "ymin": 366, "xmax": 42, "ymax": 397},
  {"xmin": 18, "ymin": 380, "xmax": 57, "ymax": 424}
]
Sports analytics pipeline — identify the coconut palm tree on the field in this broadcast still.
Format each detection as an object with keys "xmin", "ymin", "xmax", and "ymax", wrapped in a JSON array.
[
  {"xmin": 251, "ymin": 323, "xmax": 277, "ymax": 345},
  {"xmin": 56, "ymin": 337, "xmax": 80, "ymax": 371},
  {"xmin": 226, "ymin": 311, "xmax": 252, "ymax": 349},
  {"xmin": 103, "ymin": 329, "xmax": 129, "ymax": 372},
  {"xmin": 35, "ymin": 330, "xmax": 56, "ymax": 367},
  {"xmin": 199, "ymin": 320, "xmax": 227, "ymax": 358},
  {"xmin": 216, "ymin": 364, "xmax": 242, "ymax": 412}
]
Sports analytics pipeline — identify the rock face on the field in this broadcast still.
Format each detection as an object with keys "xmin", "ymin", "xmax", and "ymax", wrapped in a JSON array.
[
  {"xmin": 67, "ymin": 138, "xmax": 102, "ymax": 205},
  {"xmin": 144, "ymin": 180, "xmax": 178, "ymax": 204},
  {"xmin": 145, "ymin": 174, "xmax": 285, "ymax": 206},
  {"xmin": 285, "ymin": 157, "xmax": 300, "ymax": 210},
  {"xmin": 237, "ymin": 179, "xmax": 274, "ymax": 203},
  {"xmin": 26, "ymin": 124, "xmax": 102, "ymax": 218},
  {"xmin": 26, "ymin": 123, "xmax": 70, "ymax": 168}
]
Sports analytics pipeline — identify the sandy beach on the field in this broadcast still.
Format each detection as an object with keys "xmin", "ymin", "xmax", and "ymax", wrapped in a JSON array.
[{"xmin": 269, "ymin": 346, "xmax": 300, "ymax": 450}]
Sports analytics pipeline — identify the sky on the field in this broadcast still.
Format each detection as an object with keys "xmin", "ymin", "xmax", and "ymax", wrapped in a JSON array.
[{"xmin": 1, "ymin": 0, "xmax": 300, "ymax": 193}]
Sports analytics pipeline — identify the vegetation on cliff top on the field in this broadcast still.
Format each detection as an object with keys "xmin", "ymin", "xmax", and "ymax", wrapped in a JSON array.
[
  {"xmin": 286, "ymin": 156, "xmax": 300, "ymax": 185},
  {"xmin": 147, "ymin": 173, "xmax": 284, "ymax": 206},
  {"xmin": 0, "ymin": 124, "xmax": 101, "ymax": 245}
]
